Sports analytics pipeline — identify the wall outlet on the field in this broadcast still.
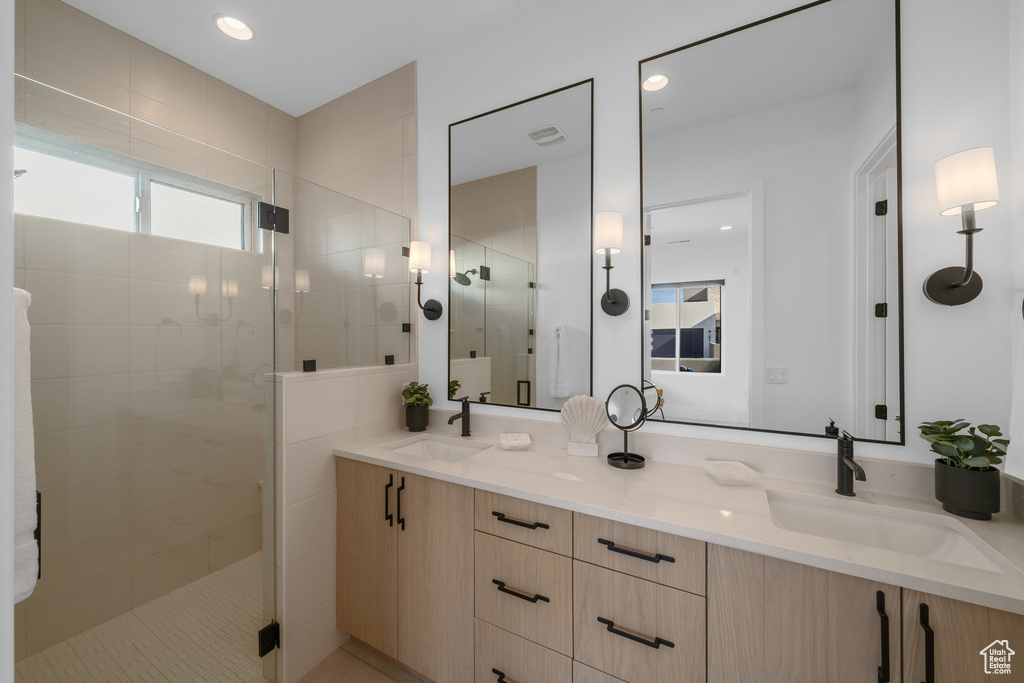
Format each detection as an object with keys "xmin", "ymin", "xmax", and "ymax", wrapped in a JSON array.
[{"xmin": 766, "ymin": 367, "xmax": 788, "ymax": 384}]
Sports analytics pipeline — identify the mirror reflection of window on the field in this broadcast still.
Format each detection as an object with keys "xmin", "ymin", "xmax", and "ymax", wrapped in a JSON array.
[{"xmin": 651, "ymin": 283, "xmax": 723, "ymax": 373}]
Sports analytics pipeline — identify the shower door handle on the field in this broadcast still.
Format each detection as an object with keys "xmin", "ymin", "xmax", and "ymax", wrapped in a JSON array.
[{"xmin": 517, "ymin": 380, "xmax": 531, "ymax": 406}]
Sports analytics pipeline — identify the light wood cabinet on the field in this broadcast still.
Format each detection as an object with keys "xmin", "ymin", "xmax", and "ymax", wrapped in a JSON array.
[
  {"xmin": 336, "ymin": 459, "xmax": 474, "ymax": 683},
  {"xmin": 572, "ymin": 661, "xmax": 626, "ymax": 683},
  {"xmin": 573, "ymin": 561, "xmax": 706, "ymax": 683},
  {"xmin": 475, "ymin": 619, "xmax": 572, "ymax": 683},
  {"xmin": 708, "ymin": 544, "xmax": 901, "ymax": 683},
  {"xmin": 476, "ymin": 490, "xmax": 573, "ymax": 556},
  {"xmin": 902, "ymin": 589, "xmax": 1024, "ymax": 682}
]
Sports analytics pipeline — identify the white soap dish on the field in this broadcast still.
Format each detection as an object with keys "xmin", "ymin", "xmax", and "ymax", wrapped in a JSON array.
[
  {"xmin": 703, "ymin": 460, "xmax": 760, "ymax": 486},
  {"xmin": 499, "ymin": 433, "xmax": 532, "ymax": 450}
]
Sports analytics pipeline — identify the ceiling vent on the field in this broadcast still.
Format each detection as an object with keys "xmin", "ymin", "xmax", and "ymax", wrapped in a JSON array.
[
  {"xmin": 667, "ymin": 239, "xmax": 691, "ymax": 245},
  {"xmin": 528, "ymin": 125, "xmax": 568, "ymax": 147}
]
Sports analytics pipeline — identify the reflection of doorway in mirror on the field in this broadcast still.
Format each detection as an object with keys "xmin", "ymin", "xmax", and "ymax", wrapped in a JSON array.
[{"xmin": 644, "ymin": 192, "xmax": 755, "ymax": 428}]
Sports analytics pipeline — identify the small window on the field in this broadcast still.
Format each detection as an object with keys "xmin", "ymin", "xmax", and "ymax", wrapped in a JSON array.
[
  {"xmin": 150, "ymin": 181, "xmax": 245, "ymax": 250},
  {"xmin": 13, "ymin": 147, "xmax": 136, "ymax": 232},
  {"xmin": 651, "ymin": 281, "xmax": 723, "ymax": 373}
]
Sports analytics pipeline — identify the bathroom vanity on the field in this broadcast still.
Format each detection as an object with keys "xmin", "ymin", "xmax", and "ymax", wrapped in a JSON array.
[{"xmin": 335, "ymin": 426, "xmax": 1024, "ymax": 683}]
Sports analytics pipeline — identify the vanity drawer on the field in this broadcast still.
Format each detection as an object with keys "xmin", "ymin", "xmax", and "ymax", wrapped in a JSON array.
[
  {"xmin": 475, "ymin": 620, "xmax": 571, "ymax": 683},
  {"xmin": 573, "ymin": 513, "xmax": 705, "ymax": 595},
  {"xmin": 574, "ymin": 561, "xmax": 706, "ymax": 683},
  {"xmin": 572, "ymin": 661, "xmax": 626, "ymax": 683},
  {"xmin": 475, "ymin": 532, "xmax": 573, "ymax": 656},
  {"xmin": 476, "ymin": 490, "xmax": 573, "ymax": 555}
]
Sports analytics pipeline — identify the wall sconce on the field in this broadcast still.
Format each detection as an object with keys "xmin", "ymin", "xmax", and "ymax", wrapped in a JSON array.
[
  {"xmin": 409, "ymin": 240, "xmax": 443, "ymax": 321},
  {"xmin": 221, "ymin": 279, "xmax": 237, "ymax": 322},
  {"xmin": 188, "ymin": 275, "xmax": 219, "ymax": 325},
  {"xmin": 924, "ymin": 147, "xmax": 999, "ymax": 306},
  {"xmin": 261, "ymin": 265, "xmax": 279, "ymax": 290},
  {"xmin": 449, "ymin": 250, "xmax": 457, "ymax": 278},
  {"xmin": 294, "ymin": 270, "xmax": 310, "ymax": 319},
  {"xmin": 595, "ymin": 211, "xmax": 629, "ymax": 316},
  {"xmin": 364, "ymin": 248, "xmax": 385, "ymax": 279}
]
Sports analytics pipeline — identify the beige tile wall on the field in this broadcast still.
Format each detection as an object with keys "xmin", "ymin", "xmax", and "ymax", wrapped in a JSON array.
[{"xmin": 275, "ymin": 363, "xmax": 418, "ymax": 683}]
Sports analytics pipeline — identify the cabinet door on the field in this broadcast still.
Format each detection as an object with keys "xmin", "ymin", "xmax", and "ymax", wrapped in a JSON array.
[
  {"xmin": 398, "ymin": 473, "xmax": 474, "ymax": 683},
  {"xmin": 827, "ymin": 572, "xmax": 901, "ymax": 683},
  {"xmin": 336, "ymin": 459, "xmax": 398, "ymax": 658},
  {"xmin": 475, "ymin": 619, "xmax": 572, "ymax": 683},
  {"xmin": 902, "ymin": 589, "xmax": 1024, "ymax": 683}
]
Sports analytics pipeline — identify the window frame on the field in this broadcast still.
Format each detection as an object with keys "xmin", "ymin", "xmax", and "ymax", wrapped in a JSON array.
[
  {"xmin": 14, "ymin": 127, "xmax": 262, "ymax": 253},
  {"xmin": 651, "ymin": 279, "xmax": 725, "ymax": 373}
]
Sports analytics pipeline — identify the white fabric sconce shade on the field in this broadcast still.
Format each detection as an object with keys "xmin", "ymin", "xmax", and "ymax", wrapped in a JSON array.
[
  {"xmin": 295, "ymin": 270, "xmax": 311, "ymax": 293},
  {"xmin": 188, "ymin": 275, "xmax": 207, "ymax": 296},
  {"xmin": 449, "ymin": 250, "xmax": 457, "ymax": 278},
  {"xmin": 364, "ymin": 248, "xmax": 386, "ymax": 279},
  {"xmin": 935, "ymin": 147, "xmax": 999, "ymax": 216},
  {"xmin": 221, "ymin": 279, "xmax": 238, "ymax": 298},
  {"xmin": 409, "ymin": 240, "xmax": 431, "ymax": 273},
  {"xmin": 261, "ymin": 265, "xmax": 279, "ymax": 290},
  {"xmin": 595, "ymin": 211, "xmax": 624, "ymax": 255}
]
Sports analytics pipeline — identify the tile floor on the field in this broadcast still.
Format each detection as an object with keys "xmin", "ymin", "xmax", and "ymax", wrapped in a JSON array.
[
  {"xmin": 296, "ymin": 649, "xmax": 399, "ymax": 683},
  {"xmin": 16, "ymin": 552, "xmax": 267, "ymax": 683}
]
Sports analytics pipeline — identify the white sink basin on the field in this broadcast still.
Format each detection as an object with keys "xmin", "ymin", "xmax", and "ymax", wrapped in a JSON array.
[
  {"xmin": 766, "ymin": 489, "xmax": 1019, "ymax": 575},
  {"xmin": 387, "ymin": 434, "xmax": 492, "ymax": 462}
]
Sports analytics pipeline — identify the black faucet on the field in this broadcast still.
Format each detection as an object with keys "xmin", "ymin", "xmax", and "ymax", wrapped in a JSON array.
[
  {"xmin": 448, "ymin": 397, "xmax": 471, "ymax": 437},
  {"xmin": 835, "ymin": 430, "xmax": 866, "ymax": 496}
]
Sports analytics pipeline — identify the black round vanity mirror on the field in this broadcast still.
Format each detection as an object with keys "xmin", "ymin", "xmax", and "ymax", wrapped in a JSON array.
[{"xmin": 606, "ymin": 384, "xmax": 647, "ymax": 470}]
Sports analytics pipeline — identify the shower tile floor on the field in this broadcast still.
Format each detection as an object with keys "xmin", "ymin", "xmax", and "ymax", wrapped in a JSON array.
[{"xmin": 16, "ymin": 552, "xmax": 267, "ymax": 683}]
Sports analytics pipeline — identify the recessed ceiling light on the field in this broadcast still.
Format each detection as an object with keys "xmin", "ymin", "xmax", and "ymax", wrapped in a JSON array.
[
  {"xmin": 643, "ymin": 75, "xmax": 669, "ymax": 92},
  {"xmin": 720, "ymin": 225, "xmax": 733, "ymax": 231},
  {"xmin": 214, "ymin": 14, "xmax": 254, "ymax": 41}
]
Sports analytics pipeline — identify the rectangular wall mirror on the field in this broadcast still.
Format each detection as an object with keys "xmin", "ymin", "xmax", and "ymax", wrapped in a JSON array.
[
  {"xmin": 449, "ymin": 80, "xmax": 593, "ymax": 410},
  {"xmin": 640, "ymin": 0, "xmax": 904, "ymax": 443}
]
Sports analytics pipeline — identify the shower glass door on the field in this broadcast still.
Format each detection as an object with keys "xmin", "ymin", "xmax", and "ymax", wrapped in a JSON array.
[{"xmin": 13, "ymin": 75, "xmax": 279, "ymax": 682}]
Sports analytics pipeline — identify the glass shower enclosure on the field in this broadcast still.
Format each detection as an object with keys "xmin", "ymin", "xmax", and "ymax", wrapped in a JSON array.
[{"xmin": 12, "ymin": 75, "xmax": 410, "ymax": 683}]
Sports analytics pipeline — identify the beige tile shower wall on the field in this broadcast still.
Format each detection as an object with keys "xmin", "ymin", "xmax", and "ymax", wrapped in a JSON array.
[
  {"xmin": 274, "ymin": 363, "xmax": 417, "ymax": 683},
  {"xmin": 15, "ymin": 217, "xmax": 272, "ymax": 657},
  {"xmin": 15, "ymin": 0, "xmax": 298, "ymax": 175},
  {"xmin": 451, "ymin": 167, "xmax": 537, "ymax": 405}
]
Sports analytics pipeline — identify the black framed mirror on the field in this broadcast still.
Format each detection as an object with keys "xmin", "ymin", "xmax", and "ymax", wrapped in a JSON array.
[
  {"xmin": 448, "ymin": 80, "xmax": 594, "ymax": 411},
  {"xmin": 639, "ymin": 0, "xmax": 904, "ymax": 444}
]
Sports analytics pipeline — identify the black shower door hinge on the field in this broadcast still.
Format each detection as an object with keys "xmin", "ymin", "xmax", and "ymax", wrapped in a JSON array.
[
  {"xmin": 258, "ymin": 202, "xmax": 290, "ymax": 234},
  {"xmin": 258, "ymin": 620, "xmax": 280, "ymax": 657},
  {"xmin": 875, "ymin": 303, "xmax": 888, "ymax": 318},
  {"xmin": 875, "ymin": 404, "xmax": 888, "ymax": 420},
  {"xmin": 875, "ymin": 200, "xmax": 888, "ymax": 216},
  {"xmin": 644, "ymin": 235, "xmax": 652, "ymax": 246}
]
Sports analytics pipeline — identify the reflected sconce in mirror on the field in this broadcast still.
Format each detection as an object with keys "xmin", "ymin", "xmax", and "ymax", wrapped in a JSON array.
[
  {"xmin": 924, "ymin": 147, "xmax": 999, "ymax": 306},
  {"xmin": 221, "ymin": 279, "xmax": 237, "ymax": 322},
  {"xmin": 409, "ymin": 240, "xmax": 443, "ymax": 321},
  {"xmin": 294, "ymin": 270, "xmax": 310, "ymax": 319},
  {"xmin": 595, "ymin": 211, "xmax": 629, "ymax": 316},
  {"xmin": 189, "ymin": 275, "xmax": 219, "ymax": 325},
  {"xmin": 261, "ymin": 265, "xmax": 279, "ymax": 291},
  {"xmin": 364, "ymin": 248, "xmax": 385, "ymax": 279}
]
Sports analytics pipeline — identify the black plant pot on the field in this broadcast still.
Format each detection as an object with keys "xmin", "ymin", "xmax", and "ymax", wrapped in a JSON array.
[
  {"xmin": 406, "ymin": 404, "xmax": 429, "ymax": 432},
  {"xmin": 934, "ymin": 459, "xmax": 1000, "ymax": 520}
]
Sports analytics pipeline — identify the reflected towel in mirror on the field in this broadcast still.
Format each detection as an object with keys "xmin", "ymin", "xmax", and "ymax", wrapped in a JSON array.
[
  {"xmin": 550, "ymin": 324, "xmax": 570, "ymax": 397},
  {"xmin": 13, "ymin": 288, "xmax": 38, "ymax": 603}
]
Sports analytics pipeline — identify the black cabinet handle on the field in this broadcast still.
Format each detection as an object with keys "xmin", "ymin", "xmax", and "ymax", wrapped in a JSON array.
[
  {"xmin": 396, "ymin": 476, "xmax": 406, "ymax": 531},
  {"xmin": 876, "ymin": 591, "xmax": 890, "ymax": 683},
  {"xmin": 920, "ymin": 603, "xmax": 934, "ymax": 683},
  {"xmin": 492, "ymin": 669, "xmax": 517, "ymax": 683},
  {"xmin": 384, "ymin": 475, "xmax": 394, "ymax": 527},
  {"xmin": 492, "ymin": 511, "xmax": 549, "ymax": 530},
  {"xmin": 597, "ymin": 617, "xmax": 674, "ymax": 650},
  {"xmin": 598, "ymin": 538, "xmax": 675, "ymax": 564},
  {"xmin": 492, "ymin": 579, "xmax": 549, "ymax": 604}
]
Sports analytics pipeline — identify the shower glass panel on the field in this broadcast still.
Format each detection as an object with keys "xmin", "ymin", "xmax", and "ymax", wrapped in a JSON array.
[
  {"xmin": 274, "ymin": 172, "xmax": 411, "ymax": 373},
  {"xmin": 13, "ymin": 76, "xmax": 278, "ymax": 681},
  {"xmin": 449, "ymin": 235, "xmax": 534, "ymax": 406}
]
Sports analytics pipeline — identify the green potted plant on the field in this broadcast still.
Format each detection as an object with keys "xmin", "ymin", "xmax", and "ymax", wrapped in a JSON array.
[
  {"xmin": 449, "ymin": 379, "xmax": 461, "ymax": 400},
  {"xmin": 917, "ymin": 419, "xmax": 1009, "ymax": 520},
  {"xmin": 402, "ymin": 382, "xmax": 433, "ymax": 432}
]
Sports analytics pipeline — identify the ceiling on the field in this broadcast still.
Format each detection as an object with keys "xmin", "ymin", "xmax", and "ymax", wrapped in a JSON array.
[
  {"xmin": 450, "ymin": 82, "xmax": 591, "ymax": 186},
  {"xmin": 61, "ymin": 0, "xmax": 523, "ymax": 116},
  {"xmin": 648, "ymin": 195, "xmax": 750, "ymax": 248},
  {"xmin": 641, "ymin": 0, "xmax": 893, "ymax": 137}
]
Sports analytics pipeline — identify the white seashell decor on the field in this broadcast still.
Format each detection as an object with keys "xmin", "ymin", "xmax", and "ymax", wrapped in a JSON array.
[{"xmin": 560, "ymin": 395, "xmax": 608, "ymax": 454}]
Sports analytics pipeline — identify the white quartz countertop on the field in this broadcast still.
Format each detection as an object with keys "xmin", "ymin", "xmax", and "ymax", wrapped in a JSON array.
[{"xmin": 334, "ymin": 428, "xmax": 1024, "ymax": 615}]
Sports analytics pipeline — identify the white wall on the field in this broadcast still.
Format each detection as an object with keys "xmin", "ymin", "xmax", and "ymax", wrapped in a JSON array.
[
  {"xmin": 535, "ymin": 154, "xmax": 591, "ymax": 409},
  {"xmin": 416, "ymin": 0, "xmax": 1019, "ymax": 464},
  {"xmin": 2, "ymin": 0, "xmax": 16, "ymax": 677},
  {"xmin": 650, "ymin": 237, "xmax": 749, "ymax": 425},
  {"xmin": 1008, "ymin": 1, "xmax": 1024, "ymax": 481}
]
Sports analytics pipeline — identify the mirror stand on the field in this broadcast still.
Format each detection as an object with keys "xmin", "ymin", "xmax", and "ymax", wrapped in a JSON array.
[{"xmin": 606, "ymin": 383, "xmax": 648, "ymax": 469}]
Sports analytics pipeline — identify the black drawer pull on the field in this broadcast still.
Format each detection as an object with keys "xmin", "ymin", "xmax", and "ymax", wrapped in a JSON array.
[
  {"xmin": 384, "ymin": 474, "xmax": 394, "ymax": 527},
  {"xmin": 920, "ymin": 603, "xmax": 934, "ymax": 683},
  {"xmin": 597, "ymin": 617, "xmax": 674, "ymax": 649},
  {"xmin": 493, "ymin": 511, "xmax": 549, "ymax": 530},
  {"xmin": 876, "ymin": 591, "xmax": 890, "ymax": 683},
  {"xmin": 598, "ymin": 538, "xmax": 675, "ymax": 564},
  {"xmin": 492, "ymin": 579, "xmax": 549, "ymax": 604},
  {"xmin": 492, "ymin": 669, "xmax": 517, "ymax": 683}
]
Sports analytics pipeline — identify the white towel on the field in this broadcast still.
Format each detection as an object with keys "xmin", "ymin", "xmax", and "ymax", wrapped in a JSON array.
[
  {"xmin": 13, "ymin": 288, "xmax": 38, "ymax": 603},
  {"xmin": 1006, "ymin": 297, "xmax": 1024, "ymax": 481},
  {"xmin": 549, "ymin": 324, "xmax": 570, "ymax": 398}
]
